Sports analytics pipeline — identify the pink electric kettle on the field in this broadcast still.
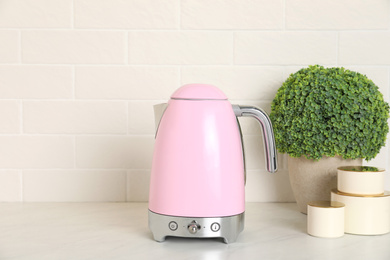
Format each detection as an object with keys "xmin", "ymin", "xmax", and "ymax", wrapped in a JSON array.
[{"xmin": 148, "ymin": 84, "xmax": 277, "ymax": 243}]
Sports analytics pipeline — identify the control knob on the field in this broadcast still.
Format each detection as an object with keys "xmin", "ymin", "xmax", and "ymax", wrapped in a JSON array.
[{"xmin": 187, "ymin": 221, "xmax": 201, "ymax": 234}]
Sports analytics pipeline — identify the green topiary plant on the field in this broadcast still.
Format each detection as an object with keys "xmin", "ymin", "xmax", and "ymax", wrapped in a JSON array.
[{"xmin": 270, "ymin": 65, "xmax": 390, "ymax": 161}]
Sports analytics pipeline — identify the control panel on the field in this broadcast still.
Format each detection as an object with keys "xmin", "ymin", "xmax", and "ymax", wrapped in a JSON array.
[
  {"xmin": 167, "ymin": 220, "xmax": 221, "ymax": 234},
  {"xmin": 148, "ymin": 210, "xmax": 245, "ymax": 243}
]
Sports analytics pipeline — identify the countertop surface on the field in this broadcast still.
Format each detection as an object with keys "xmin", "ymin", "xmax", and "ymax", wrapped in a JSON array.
[{"xmin": 1, "ymin": 202, "xmax": 389, "ymax": 260}]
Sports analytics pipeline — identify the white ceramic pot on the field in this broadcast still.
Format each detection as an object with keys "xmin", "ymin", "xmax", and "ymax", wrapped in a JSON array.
[
  {"xmin": 307, "ymin": 201, "xmax": 345, "ymax": 238},
  {"xmin": 331, "ymin": 190, "xmax": 390, "ymax": 235},
  {"xmin": 337, "ymin": 166, "xmax": 385, "ymax": 195}
]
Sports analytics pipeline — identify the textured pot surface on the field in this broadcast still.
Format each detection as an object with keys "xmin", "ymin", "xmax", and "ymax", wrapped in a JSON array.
[{"xmin": 288, "ymin": 156, "xmax": 362, "ymax": 214}]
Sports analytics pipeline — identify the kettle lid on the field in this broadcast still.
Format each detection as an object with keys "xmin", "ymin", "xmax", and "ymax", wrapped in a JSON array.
[{"xmin": 171, "ymin": 84, "xmax": 228, "ymax": 100}]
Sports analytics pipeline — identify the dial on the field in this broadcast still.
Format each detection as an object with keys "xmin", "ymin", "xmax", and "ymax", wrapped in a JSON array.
[{"xmin": 187, "ymin": 221, "xmax": 200, "ymax": 234}]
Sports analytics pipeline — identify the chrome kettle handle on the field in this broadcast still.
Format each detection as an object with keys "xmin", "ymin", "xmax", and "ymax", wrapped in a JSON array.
[{"xmin": 233, "ymin": 105, "xmax": 278, "ymax": 173}]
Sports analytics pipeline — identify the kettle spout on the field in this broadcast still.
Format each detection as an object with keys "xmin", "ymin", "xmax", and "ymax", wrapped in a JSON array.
[
  {"xmin": 233, "ymin": 105, "xmax": 278, "ymax": 173},
  {"xmin": 153, "ymin": 103, "xmax": 168, "ymax": 133}
]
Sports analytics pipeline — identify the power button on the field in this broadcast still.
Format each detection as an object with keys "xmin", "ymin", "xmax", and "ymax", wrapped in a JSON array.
[{"xmin": 169, "ymin": 221, "xmax": 178, "ymax": 231}]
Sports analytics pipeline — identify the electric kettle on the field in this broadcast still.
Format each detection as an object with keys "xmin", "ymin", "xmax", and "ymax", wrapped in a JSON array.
[{"xmin": 148, "ymin": 84, "xmax": 278, "ymax": 243}]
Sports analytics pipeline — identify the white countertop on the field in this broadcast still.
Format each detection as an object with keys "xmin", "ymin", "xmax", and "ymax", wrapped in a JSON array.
[{"xmin": 1, "ymin": 202, "xmax": 389, "ymax": 260}]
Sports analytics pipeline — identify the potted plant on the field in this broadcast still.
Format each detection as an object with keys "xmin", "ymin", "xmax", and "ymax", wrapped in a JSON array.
[{"xmin": 270, "ymin": 65, "xmax": 390, "ymax": 213}]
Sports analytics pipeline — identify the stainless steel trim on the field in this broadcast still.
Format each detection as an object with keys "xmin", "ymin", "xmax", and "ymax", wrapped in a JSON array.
[
  {"xmin": 233, "ymin": 105, "xmax": 278, "ymax": 173},
  {"xmin": 148, "ymin": 210, "xmax": 245, "ymax": 244}
]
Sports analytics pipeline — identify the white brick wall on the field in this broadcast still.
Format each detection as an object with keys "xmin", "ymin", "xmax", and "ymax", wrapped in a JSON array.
[
  {"xmin": 22, "ymin": 31, "xmax": 126, "ymax": 64},
  {"xmin": 285, "ymin": 0, "xmax": 390, "ymax": 30},
  {"xmin": 235, "ymin": 32, "xmax": 338, "ymax": 65},
  {"xmin": 0, "ymin": 31, "xmax": 19, "ymax": 63},
  {"xmin": 128, "ymin": 31, "xmax": 233, "ymax": 65},
  {"xmin": 0, "ymin": 66, "xmax": 72, "ymax": 98},
  {"xmin": 181, "ymin": 0, "xmax": 283, "ymax": 30},
  {"xmin": 0, "ymin": 0, "xmax": 389, "ymax": 202}
]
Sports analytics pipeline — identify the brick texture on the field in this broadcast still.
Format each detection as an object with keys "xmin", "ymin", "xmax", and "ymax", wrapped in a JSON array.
[{"xmin": 0, "ymin": 0, "xmax": 389, "ymax": 202}]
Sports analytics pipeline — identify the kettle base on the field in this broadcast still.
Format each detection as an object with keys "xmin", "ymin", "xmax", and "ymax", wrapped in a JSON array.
[{"xmin": 148, "ymin": 210, "xmax": 244, "ymax": 244}]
